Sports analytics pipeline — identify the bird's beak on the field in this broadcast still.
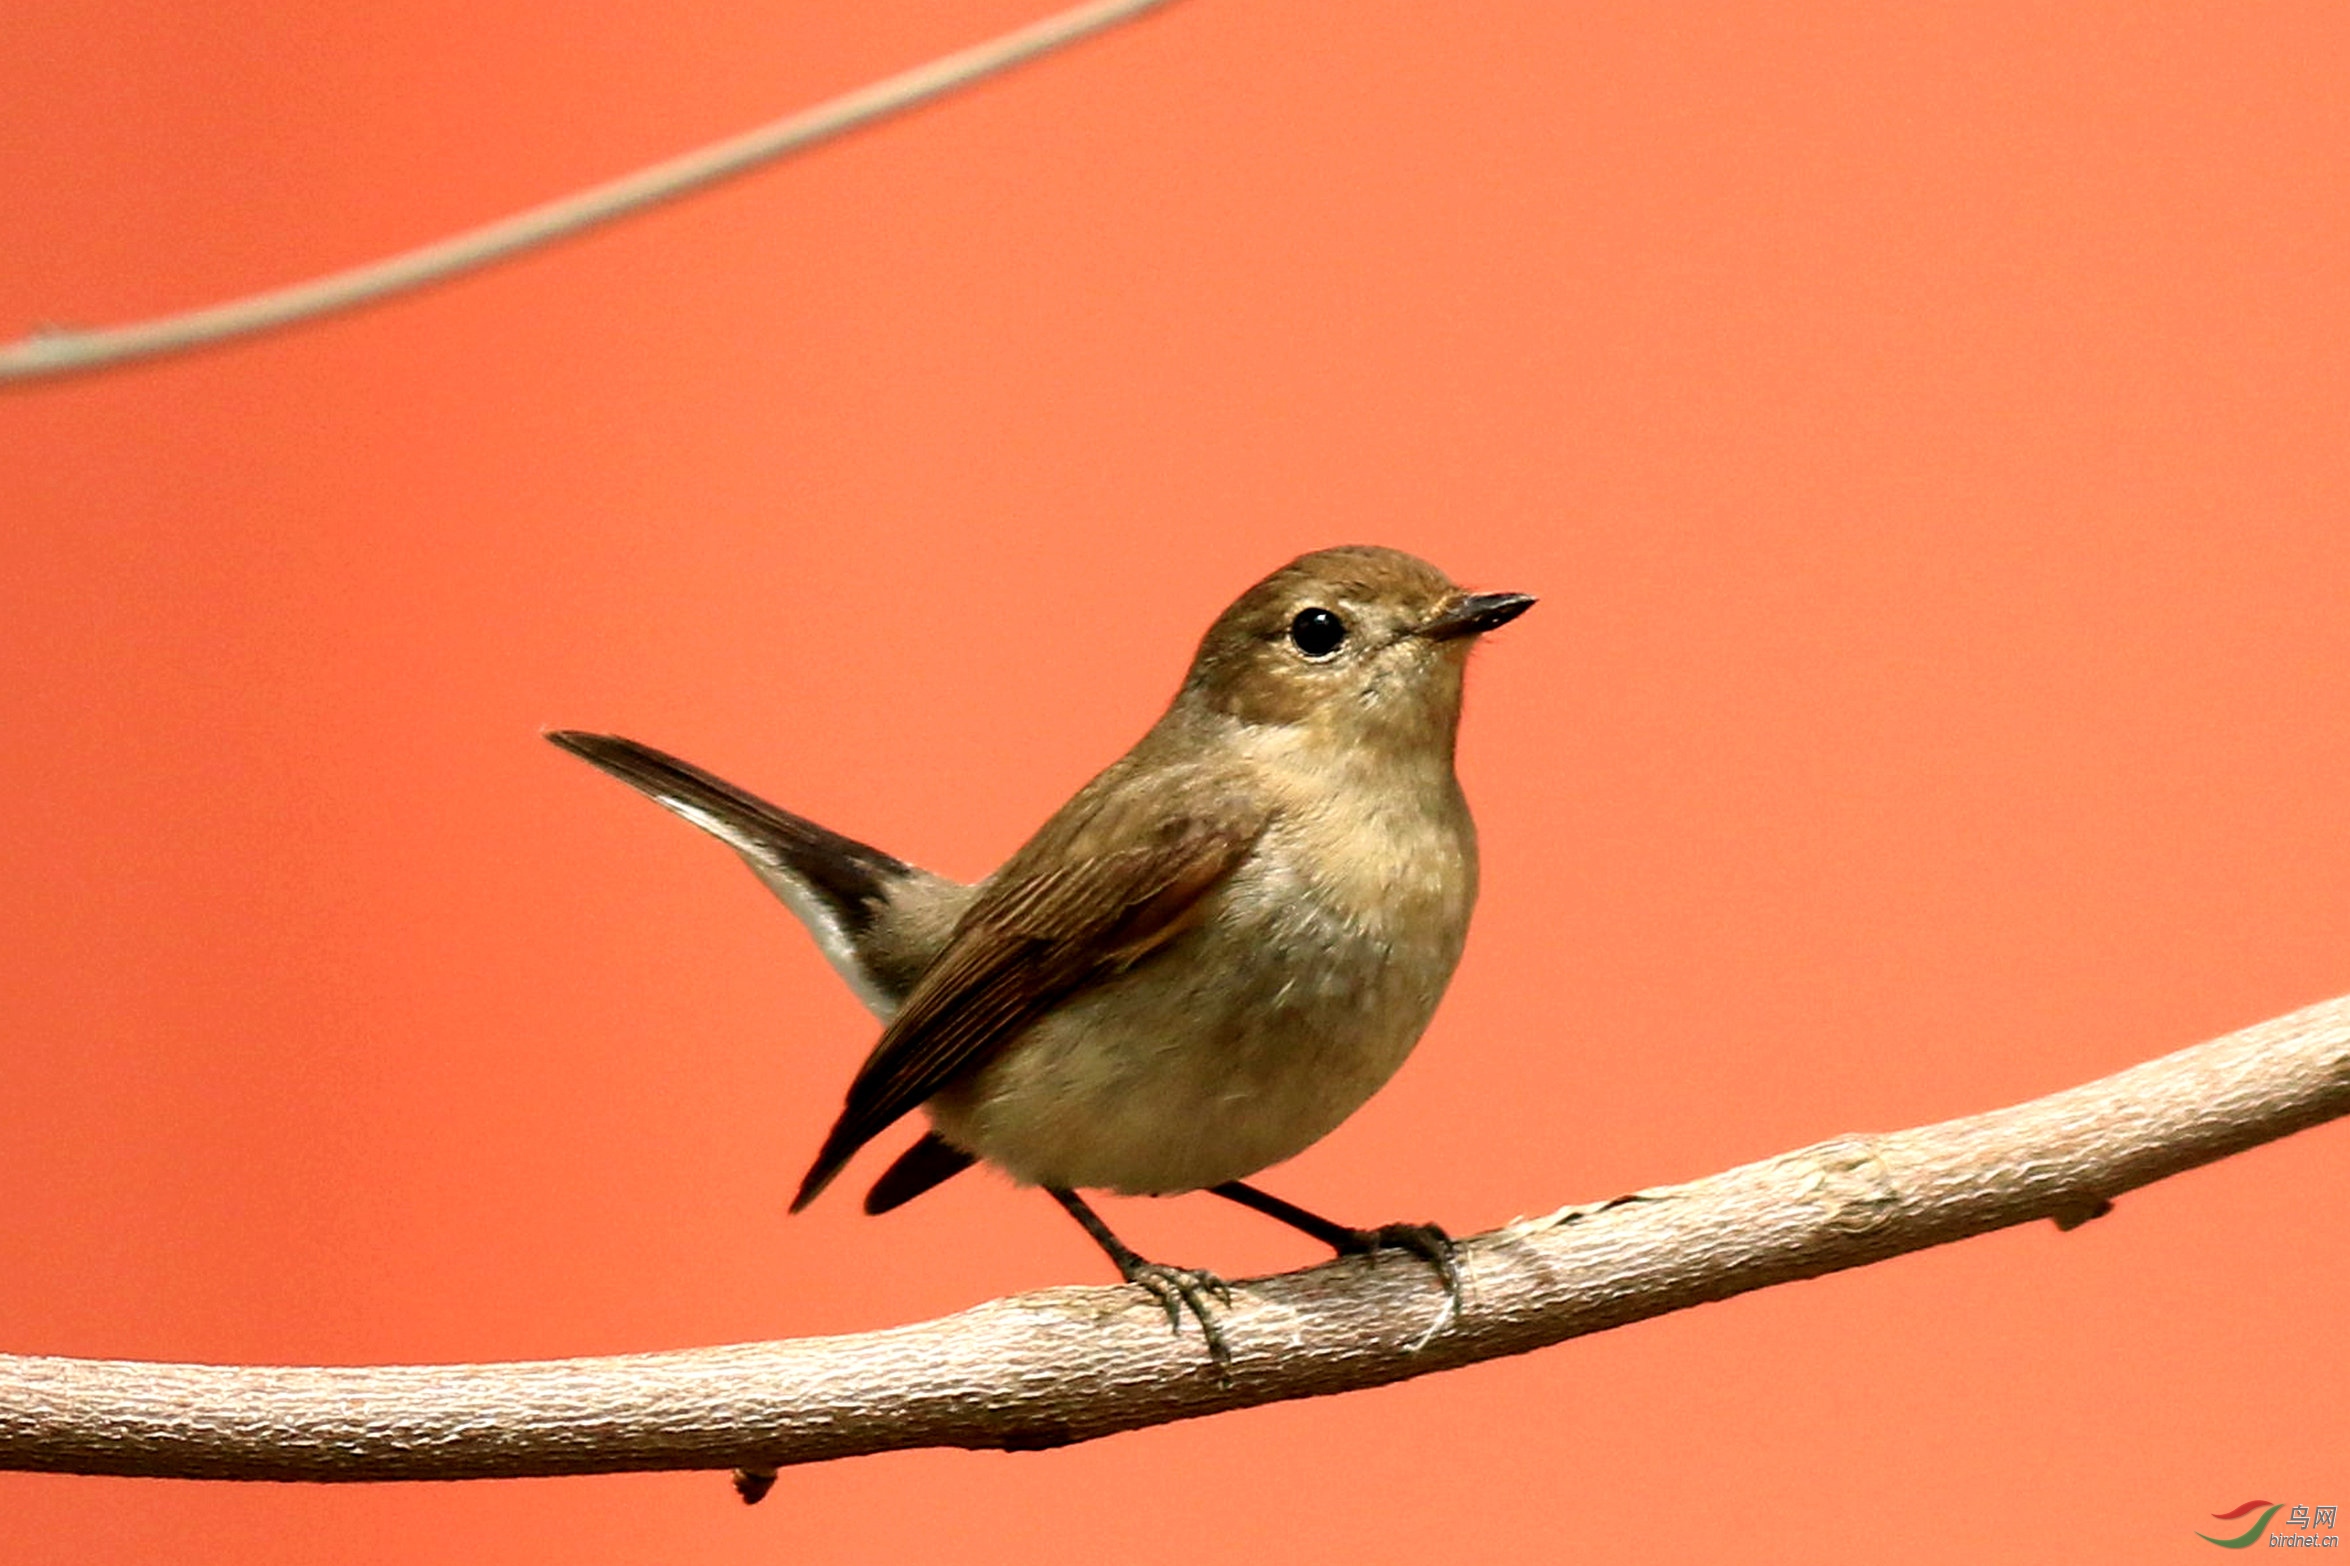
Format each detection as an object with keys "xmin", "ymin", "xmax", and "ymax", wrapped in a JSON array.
[{"xmin": 1419, "ymin": 591, "xmax": 1536, "ymax": 641}]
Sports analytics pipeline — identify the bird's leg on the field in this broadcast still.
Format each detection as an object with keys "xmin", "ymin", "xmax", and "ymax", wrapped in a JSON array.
[
  {"xmin": 1209, "ymin": 1180, "xmax": 1464, "ymax": 1323},
  {"xmin": 1048, "ymin": 1187, "xmax": 1235, "ymax": 1373}
]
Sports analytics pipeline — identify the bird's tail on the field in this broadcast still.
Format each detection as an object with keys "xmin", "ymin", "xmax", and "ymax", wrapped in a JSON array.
[{"xmin": 546, "ymin": 730, "xmax": 937, "ymax": 1016}]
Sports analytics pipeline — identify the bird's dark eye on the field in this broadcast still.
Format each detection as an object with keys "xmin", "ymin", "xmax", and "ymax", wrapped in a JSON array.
[{"xmin": 1288, "ymin": 606, "xmax": 1348, "ymax": 659}]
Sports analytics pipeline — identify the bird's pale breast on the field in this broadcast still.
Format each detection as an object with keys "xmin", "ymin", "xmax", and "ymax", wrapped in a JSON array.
[{"xmin": 926, "ymin": 750, "xmax": 1477, "ymax": 1194}]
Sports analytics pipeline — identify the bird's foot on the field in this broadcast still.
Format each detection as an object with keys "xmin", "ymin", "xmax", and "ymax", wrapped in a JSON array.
[
  {"xmin": 1049, "ymin": 1186, "xmax": 1238, "ymax": 1376},
  {"xmin": 1330, "ymin": 1221, "xmax": 1464, "ymax": 1331},
  {"xmin": 1118, "ymin": 1258, "xmax": 1236, "ymax": 1374}
]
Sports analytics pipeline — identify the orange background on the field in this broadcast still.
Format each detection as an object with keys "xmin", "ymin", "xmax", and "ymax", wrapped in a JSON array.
[{"xmin": 3, "ymin": 2, "xmax": 2345, "ymax": 1561}]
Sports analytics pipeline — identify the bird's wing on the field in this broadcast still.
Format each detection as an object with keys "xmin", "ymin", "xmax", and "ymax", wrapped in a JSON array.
[{"xmin": 791, "ymin": 804, "xmax": 1265, "ymax": 1210}]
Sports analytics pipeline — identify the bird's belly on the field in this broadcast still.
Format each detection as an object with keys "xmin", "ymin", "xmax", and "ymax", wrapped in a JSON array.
[{"xmin": 924, "ymin": 884, "xmax": 1463, "ymax": 1195}]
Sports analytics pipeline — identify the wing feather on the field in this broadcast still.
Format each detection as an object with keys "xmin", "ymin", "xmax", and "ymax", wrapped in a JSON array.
[{"xmin": 791, "ymin": 807, "xmax": 1261, "ymax": 1210}]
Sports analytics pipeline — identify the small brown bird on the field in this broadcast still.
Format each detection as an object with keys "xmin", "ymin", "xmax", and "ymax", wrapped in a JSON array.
[{"xmin": 549, "ymin": 545, "xmax": 1531, "ymax": 1366}]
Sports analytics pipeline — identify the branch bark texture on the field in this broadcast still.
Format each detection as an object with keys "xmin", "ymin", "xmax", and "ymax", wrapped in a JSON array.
[
  {"xmin": 3, "ymin": 994, "xmax": 2345, "ymax": 1483},
  {"xmin": 0, "ymin": 0, "xmax": 1183, "ymax": 386}
]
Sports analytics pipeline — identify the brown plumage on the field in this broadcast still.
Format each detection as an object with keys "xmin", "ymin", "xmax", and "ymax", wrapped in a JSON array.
[{"xmin": 550, "ymin": 544, "xmax": 1533, "ymax": 1369}]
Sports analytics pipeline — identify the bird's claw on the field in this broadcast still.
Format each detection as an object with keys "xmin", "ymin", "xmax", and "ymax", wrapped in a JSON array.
[
  {"xmin": 1120, "ymin": 1260, "xmax": 1236, "ymax": 1373},
  {"xmin": 1336, "ymin": 1221, "xmax": 1465, "ymax": 1330}
]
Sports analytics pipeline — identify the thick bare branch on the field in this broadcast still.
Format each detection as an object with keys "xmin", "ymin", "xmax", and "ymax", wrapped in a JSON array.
[
  {"xmin": 3, "ymin": 994, "xmax": 2344, "ymax": 1484},
  {"xmin": 0, "ymin": 0, "xmax": 1183, "ymax": 387}
]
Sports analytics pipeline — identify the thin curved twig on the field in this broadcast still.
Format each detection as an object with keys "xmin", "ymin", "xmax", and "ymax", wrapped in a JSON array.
[
  {"xmin": 2, "ymin": 994, "xmax": 2344, "ymax": 1484},
  {"xmin": 0, "ymin": 0, "xmax": 1184, "ymax": 387}
]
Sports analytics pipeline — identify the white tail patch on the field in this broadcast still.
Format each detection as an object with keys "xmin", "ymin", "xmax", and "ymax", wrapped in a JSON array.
[{"xmin": 642, "ymin": 790, "xmax": 900, "ymax": 1022}]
